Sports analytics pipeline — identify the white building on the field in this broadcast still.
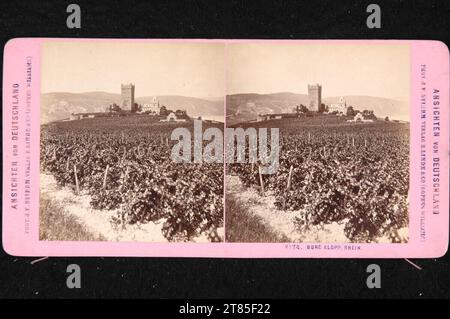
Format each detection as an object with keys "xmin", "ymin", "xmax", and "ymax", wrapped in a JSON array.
[
  {"xmin": 142, "ymin": 96, "xmax": 161, "ymax": 114},
  {"xmin": 328, "ymin": 97, "xmax": 347, "ymax": 115},
  {"xmin": 160, "ymin": 112, "xmax": 187, "ymax": 122},
  {"xmin": 69, "ymin": 113, "xmax": 82, "ymax": 121},
  {"xmin": 347, "ymin": 112, "xmax": 374, "ymax": 123}
]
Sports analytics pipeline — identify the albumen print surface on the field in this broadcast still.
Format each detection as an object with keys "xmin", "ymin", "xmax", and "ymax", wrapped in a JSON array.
[{"xmin": 2, "ymin": 38, "xmax": 448, "ymax": 257}]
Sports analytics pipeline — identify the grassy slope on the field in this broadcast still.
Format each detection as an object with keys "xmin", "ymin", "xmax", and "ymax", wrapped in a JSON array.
[
  {"xmin": 39, "ymin": 194, "xmax": 105, "ymax": 241},
  {"xmin": 225, "ymin": 193, "xmax": 289, "ymax": 243}
]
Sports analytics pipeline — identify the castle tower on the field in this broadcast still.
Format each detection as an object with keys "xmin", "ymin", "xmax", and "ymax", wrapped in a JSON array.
[
  {"xmin": 121, "ymin": 83, "xmax": 135, "ymax": 111},
  {"xmin": 308, "ymin": 84, "xmax": 322, "ymax": 112}
]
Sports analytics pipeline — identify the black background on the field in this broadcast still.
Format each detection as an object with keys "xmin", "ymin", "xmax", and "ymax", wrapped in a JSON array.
[{"xmin": 0, "ymin": 0, "xmax": 449, "ymax": 299}]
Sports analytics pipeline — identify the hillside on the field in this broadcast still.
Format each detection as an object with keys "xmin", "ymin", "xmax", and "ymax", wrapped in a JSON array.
[
  {"xmin": 137, "ymin": 95, "xmax": 223, "ymax": 119},
  {"xmin": 226, "ymin": 92, "xmax": 409, "ymax": 124},
  {"xmin": 41, "ymin": 92, "xmax": 224, "ymax": 124},
  {"xmin": 226, "ymin": 93, "xmax": 309, "ymax": 124},
  {"xmin": 324, "ymin": 96, "xmax": 409, "ymax": 121}
]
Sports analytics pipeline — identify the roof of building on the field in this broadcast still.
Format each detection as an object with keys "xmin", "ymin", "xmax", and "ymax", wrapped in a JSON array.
[
  {"xmin": 72, "ymin": 112, "xmax": 109, "ymax": 116},
  {"xmin": 259, "ymin": 112, "xmax": 299, "ymax": 118}
]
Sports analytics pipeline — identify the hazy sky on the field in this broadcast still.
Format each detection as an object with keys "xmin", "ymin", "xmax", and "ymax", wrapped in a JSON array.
[
  {"xmin": 227, "ymin": 43, "xmax": 410, "ymax": 102},
  {"xmin": 42, "ymin": 41, "xmax": 225, "ymax": 98},
  {"xmin": 42, "ymin": 41, "xmax": 410, "ymax": 103}
]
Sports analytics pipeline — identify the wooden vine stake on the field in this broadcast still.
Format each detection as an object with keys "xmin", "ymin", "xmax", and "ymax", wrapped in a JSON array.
[
  {"xmin": 119, "ymin": 166, "xmax": 129, "ymax": 191},
  {"xmin": 283, "ymin": 165, "xmax": 294, "ymax": 210},
  {"xmin": 121, "ymin": 146, "xmax": 126, "ymax": 164},
  {"xmin": 73, "ymin": 164, "xmax": 80, "ymax": 195},
  {"xmin": 258, "ymin": 165, "xmax": 265, "ymax": 196},
  {"xmin": 102, "ymin": 164, "xmax": 109, "ymax": 189},
  {"xmin": 286, "ymin": 165, "xmax": 294, "ymax": 190}
]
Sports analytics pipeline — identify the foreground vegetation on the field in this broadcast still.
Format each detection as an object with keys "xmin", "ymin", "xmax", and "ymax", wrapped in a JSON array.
[
  {"xmin": 228, "ymin": 119, "xmax": 409, "ymax": 243},
  {"xmin": 41, "ymin": 116, "xmax": 224, "ymax": 242}
]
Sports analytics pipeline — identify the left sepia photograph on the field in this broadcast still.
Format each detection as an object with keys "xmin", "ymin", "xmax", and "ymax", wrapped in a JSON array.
[{"xmin": 39, "ymin": 41, "xmax": 225, "ymax": 242}]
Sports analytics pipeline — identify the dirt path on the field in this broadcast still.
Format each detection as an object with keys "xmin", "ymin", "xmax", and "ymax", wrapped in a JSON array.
[
  {"xmin": 40, "ymin": 173, "xmax": 222, "ymax": 242},
  {"xmin": 40, "ymin": 173, "xmax": 169, "ymax": 242},
  {"xmin": 226, "ymin": 175, "xmax": 349, "ymax": 243}
]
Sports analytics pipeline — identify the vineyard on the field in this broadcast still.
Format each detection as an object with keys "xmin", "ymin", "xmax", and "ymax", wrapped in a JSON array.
[
  {"xmin": 40, "ymin": 116, "xmax": 224, "ymax": 242},
  {"xmin": 228, "ymin": 117, "xmax": 409, "ymax": 243}
]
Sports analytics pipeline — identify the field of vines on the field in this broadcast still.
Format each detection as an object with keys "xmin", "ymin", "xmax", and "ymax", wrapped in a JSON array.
[
  {"xmin": 40, "ymin": 116, "xmax": 224, "ymax": 242},
  {"xmin": 228, "ymin": 118, "xmax": 409, "ymax": 243}
]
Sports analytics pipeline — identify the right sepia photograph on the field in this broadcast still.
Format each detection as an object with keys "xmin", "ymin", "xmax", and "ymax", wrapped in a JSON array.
[{"xmin": 225, "ymin": 43, "xmax": 410, "ymax": 244}]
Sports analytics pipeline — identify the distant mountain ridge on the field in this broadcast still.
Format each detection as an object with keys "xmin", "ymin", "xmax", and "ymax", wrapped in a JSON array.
[
  {"xmin": 226, "ymin": 92, "xmax": 409, "ymax": 123},
  {"xmin": 41, "ymin": 92, "xmax": 224, "ymax": 124},
  {"xmin": 41, "ymin": 91, "xmax": 408, "ymax": 124}
]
